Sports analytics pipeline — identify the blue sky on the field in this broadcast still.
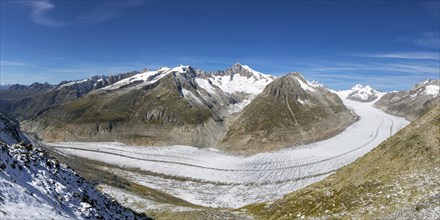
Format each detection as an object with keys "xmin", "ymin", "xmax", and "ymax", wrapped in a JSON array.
[{"xmin": 0, "ymin": 0, "xmax": 439, "ymax": 91}]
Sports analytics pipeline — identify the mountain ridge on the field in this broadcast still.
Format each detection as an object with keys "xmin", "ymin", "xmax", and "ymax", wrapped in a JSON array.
[{"xmin": 4, "ymin": 63, "xmax": 353, "ymax": 154}]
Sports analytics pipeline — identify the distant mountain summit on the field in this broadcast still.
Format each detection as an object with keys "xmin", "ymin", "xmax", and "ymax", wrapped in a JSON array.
[
  {"xmin": 223, "ymin": 62, "xmax": 274, "ymax": 80},
  {"xmin": 340, "ymin": 84, "xmax": 381, "ymax": 102}
]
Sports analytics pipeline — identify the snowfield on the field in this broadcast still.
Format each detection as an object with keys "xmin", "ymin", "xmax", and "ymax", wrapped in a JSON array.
[{"xmin": 47, "ymin": 95, "xmax": 409, "ymax": 208}]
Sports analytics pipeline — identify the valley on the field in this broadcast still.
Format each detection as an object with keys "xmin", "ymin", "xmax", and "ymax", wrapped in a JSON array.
[{"xmin": 44, "ymin": 94, "xmax": 409, "ymax": 210}]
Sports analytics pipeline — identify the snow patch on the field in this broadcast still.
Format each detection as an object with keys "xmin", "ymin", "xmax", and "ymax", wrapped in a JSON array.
[
  {"xmin": 296, "ymin": 77, "xmax": 315, "ymax": 92},
  {"xmin": 210, "ymin": 73, "xmax": 272, "ymax": 96},
  {"xmin": 424, "ymin": 85, "xmax": 439, "ymax": 96},
  {"xmin": 58, "ymin": 79, "xmax": 88, "ymax": 89},
  {"xmin": 195, "ymin": 78, "xmax": 217, "ymax": 95},
  {"xmin": 182, "ymin": 88, "xmax": 203, "ymax": 105}
]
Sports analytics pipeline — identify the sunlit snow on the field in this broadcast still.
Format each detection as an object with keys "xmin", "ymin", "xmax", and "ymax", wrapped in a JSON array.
[{"xmin": 424, "ymin": 85, "xmax": 439, "ymax": 96}]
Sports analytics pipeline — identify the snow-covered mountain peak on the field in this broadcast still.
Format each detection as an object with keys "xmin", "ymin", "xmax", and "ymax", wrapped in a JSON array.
[
  {"xmin": 225, "ymin": 63, "xmax": 274, "ymax": 81},
  {"xmin": 0, "ymin": 84, "xmax": 11, "ymax": 90},
  {"xmin": 157, "ymin": 66, "xmax": 171, "ymax": 72},
  {"xmin": 169, "ymin": 64, "xmax": 192, "ymax": 74},
  {"xmin": 346, "ymin": 84, "xmax": 381, "ymax": 102},
  {"xmin": 310, "ymin": 80, "xmax": 326, "ymax": 89},
  {"xmin": 206, "ymin": 64, "xmax": 274, "ymax": 97},
  {"xmin": 412, "ymin": 79, "xmax": 439, "ymax": 96},
  {"xmin": 424, "ymin": 85, "xmax": 439, "ymax": 96},
  {"xmin": 352, "ymin": 84, "xmax": 374, "ymax": 91}
]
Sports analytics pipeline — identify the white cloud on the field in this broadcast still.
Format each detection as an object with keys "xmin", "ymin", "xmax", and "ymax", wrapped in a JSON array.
[
  {"xmin": 27, "ymin": 0, "xmax": 66, "ymax": 27},
  {"xmin": 21, "ymin": 0, "xmax": 144, "ymax": 27},
  {"xmin": 358, "ymin": 51, "xmax": 439, "ymax": 61},
  {"xmin": 397, "ymin": 32, "xmax": 440, "ymax": 49},
  {"xmin": 414, "ymin": 32, "xmax": 440, "ymax": 49},
  {"xmin": 74, "ymin": 0, "xmax": 144, "ymax": 24},
  {"xmin": 0, "ymin": 60, "xmax": 27, "ymax": 66}
]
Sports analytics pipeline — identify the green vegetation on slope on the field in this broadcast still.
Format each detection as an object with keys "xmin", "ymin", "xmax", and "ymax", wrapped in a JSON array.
[{"xmin": 245, "ymin": 104, "xmax": 440, "ymax": 219}]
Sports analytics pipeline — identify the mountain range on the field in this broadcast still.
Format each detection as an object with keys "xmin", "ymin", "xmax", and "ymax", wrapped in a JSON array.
[{"xmin": 2, "ymin": 63, "xmax": 358, "ymax": 154}]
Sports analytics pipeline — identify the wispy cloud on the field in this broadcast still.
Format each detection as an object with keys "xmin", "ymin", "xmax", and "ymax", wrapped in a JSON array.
[
  {"xmin": 421, "ymin": 1, "xmax": 440, "ymax": 18},
  {"xmin": 0, "ymin": 60, "xmax": 27, "ymax": 66},
  {"xmin": 27, "ymin": 0, "xmax": 66, "ymax": 27},
  {"xmin": 357, "ymin": 51, "xmax": 440, "ymax": 61},
  {"xmin": 296, "ymin": 59, "xmax": 439, "ymax": 91},
  {"xmin": 397, "ymin": 32, "xmax": 440, "ymax": 49},
  {"xmin": 414, "ymin": 32, "xmax": 440, "ymax": 49},
  {"xmin": 74, "ymin": 0, "xmax": 144, "ymax": 25},
  {"xmin": 20, "ymin": 0, "xmax": 144, "ymax": 27}
]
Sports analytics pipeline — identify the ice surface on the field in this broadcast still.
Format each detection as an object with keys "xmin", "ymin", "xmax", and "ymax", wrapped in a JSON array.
[
  {"xmin": 195, "ymin": 78, "xmax": 217, "ymax": 95},
  {"xmin": 296, "ymin": 77, "xmax": 315, "ymax": 92},
  {"xmin": 58, "ymin": 79, "xmax": 88, "ymax": 89},
  {"xmin": 47, "ymin": 94, "xmax": 409, "ymax": 208},
  {"xmin": 101, "ymin": 70, "xmax": 162, "ymax": 91},
  {"xmin": 181, "ymin": 88, "xmax": 203, "ymax": 105}
]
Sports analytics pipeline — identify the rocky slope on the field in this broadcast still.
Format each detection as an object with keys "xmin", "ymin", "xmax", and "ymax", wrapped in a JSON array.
[
  {"xmin": 0, "ymin": 114, "xmax": 150, "ymax": 219},
  {"xmin": 375, "ymin": 79, "xmax": 439, "ymax": 121},
  {"xmin": 246, "ymin": 104, "xmax": 440, "ymax": 219},
  {"xmin": 220, "ymin": 72, "xmax": 356, "ymax": 154},
  {"xmin": 0, "ymin": 113, "xmax": 29, "ymax": 145}
]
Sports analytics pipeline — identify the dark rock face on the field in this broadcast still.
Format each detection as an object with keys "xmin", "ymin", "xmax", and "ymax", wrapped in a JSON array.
[
  {"xmin": 0, "ymin": 113, "xmax": 29, "ymax": 145},
  {"xmin": 375, "ymin": 79, "xmax": 439, "ymax": 121}
]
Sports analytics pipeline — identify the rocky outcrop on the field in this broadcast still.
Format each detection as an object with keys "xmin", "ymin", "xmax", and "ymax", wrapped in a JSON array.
[{"xmin": 0, "ymin": 113, "xmax": 29, "ymax": 145}]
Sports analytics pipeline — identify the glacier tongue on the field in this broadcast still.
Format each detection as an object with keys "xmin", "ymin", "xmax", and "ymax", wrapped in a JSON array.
[{"xmin": 47, "ymin": 94, "xmax": 409, "ymax": 208}]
